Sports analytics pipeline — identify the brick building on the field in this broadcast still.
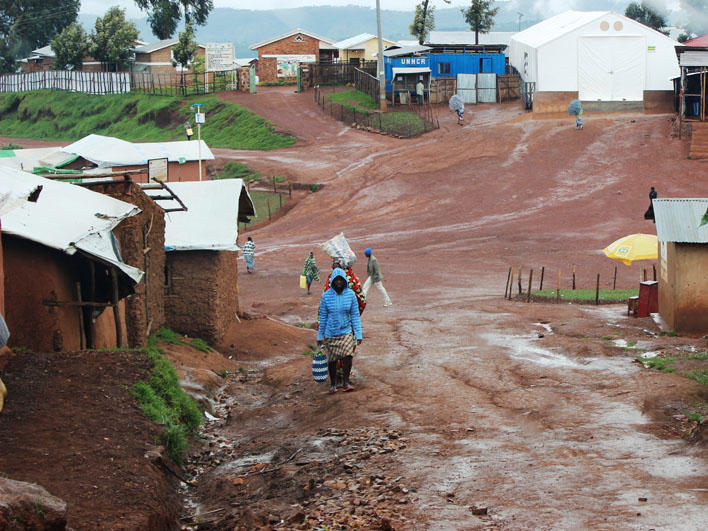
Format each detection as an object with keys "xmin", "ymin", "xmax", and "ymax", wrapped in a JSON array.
[
  {"xmin": 133, "ymin": 39, "xmax": 207, "ymax": 74},
  {"xmin": 250, "ymin": 28, "xmax": 337, "ymax": 84}
]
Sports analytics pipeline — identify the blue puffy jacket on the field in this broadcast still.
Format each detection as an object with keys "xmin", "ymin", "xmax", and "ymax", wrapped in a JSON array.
[{"xmin": 317, "ymin": 268, "xmax": 363, "ymax": 341}]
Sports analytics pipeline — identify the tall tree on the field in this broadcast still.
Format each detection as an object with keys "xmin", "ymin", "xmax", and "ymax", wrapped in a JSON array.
[
  {"xmin": 625, "ymin": 2, "xmax": 668, "ymax": 33},
  {"xmin": 89, "ymin": 7, "xmax": 139, "ymax": 71},
  {"xmin": 146, "ymin": 0, "xmax": 180, "ymax": 40},
  {"xmin": 135, "ymin": 0, "xmax": 213, "ymax": 39},
  {"xmin": 461, "ymin": 0, "xmax": 499, "ymax": 45},
  {"xmin": 171, "ymin": 22, "xmax": 196, "ymax": 70},
  {"xmin": 410, "ymin": 1, "xmax": 435, "ymax": 46},
  {"xmin": 51, "ymin": 22, "xmax": 89, "ymax": 70},
  {"xmin": 0, "ymin": 0, "xmax": 80, "ymax": 73}
]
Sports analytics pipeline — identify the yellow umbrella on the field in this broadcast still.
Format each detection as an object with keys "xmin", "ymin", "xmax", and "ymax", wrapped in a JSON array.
[{"xmin": 603, "ymin": 233, "xmax": 658, "ymax": 266}]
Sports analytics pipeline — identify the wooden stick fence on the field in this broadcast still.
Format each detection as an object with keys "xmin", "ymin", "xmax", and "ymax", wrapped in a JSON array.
[{"xmin": 504, "ymin": 264, "xmax": 644, "ymax": 305}]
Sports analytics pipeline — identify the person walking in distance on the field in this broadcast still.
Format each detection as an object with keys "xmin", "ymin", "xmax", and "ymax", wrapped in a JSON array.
[
  {"xmin": 318, "ymin": 268, "xmax": 363, "ymax": 393},
  {"xmin": 644, "ymin": 186, "xmax": 658, "ymax": 223},
  {"xmin": 416, "ymin": 77, "xmax": 424, "ymax": 106},
  {"xmin": 242, "ymin": 236, "xmax": 256, "ymax": 273},
  {"xmin": 363, "ymin": 248, "xmax": 392, "ymax": 307},
  {"xmin": 302, "ymin": 251, "xmax": 320, "ymax": 294}
]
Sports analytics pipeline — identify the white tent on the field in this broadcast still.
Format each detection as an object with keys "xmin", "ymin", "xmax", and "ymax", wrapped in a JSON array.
[{"xmin": 509, "ymin": 10, "xmax": 679, "ymax": 102}]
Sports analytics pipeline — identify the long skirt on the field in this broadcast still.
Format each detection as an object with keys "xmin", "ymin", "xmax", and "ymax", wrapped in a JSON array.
[
  {"xmin": 244, "ymin": 253, "xmax": 255, "ymax": 271},
  {"xmin": 323, "ymin": 333, "xmax": 356, "ymax": 363}
]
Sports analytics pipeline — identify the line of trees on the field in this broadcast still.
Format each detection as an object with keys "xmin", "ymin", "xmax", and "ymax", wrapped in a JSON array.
[{"xmin": 0, "ymin": 0, "xmax": 213, "ymax": 74}]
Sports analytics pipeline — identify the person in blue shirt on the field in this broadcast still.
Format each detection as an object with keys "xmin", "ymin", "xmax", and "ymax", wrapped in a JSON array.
[{"xmin": 317, "ymin": 268, "xmax": 363, "ymax": 393}]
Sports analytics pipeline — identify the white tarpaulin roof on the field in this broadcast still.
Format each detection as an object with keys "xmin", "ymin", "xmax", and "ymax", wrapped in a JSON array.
[
  {"xmin": 0, "ymin": 166, "xmax": 144, "ymax": 283},
  {"xmin": 61, "ymin": 134, "xmax": 214, "ymax": 168},
  {"xmin": 144, "ymin": 179, "xmax": 254, "ymax": 252},
  {"xmin": 392, "ymin": 67, "xmax": 431, "ymax": 75},
  {"xmin": 511, "ymin": 11, "xmax": 609, "ymax": 48}
]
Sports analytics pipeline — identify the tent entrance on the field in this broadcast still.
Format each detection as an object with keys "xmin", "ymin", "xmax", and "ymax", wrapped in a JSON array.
[{"xmin": 578, "ymin": 36, "xmax": 645, "ymax": 101}]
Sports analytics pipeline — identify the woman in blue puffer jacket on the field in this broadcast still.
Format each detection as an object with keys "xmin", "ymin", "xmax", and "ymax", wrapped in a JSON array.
[{"xmin": 317, "ymin": 268, "xmax": 363, "ymax": 393}]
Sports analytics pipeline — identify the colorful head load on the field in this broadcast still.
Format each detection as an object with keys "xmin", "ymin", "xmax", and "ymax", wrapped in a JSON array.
[{"xmin": 364, "ymin": 248, "xmax": 372, "ymax": 256}]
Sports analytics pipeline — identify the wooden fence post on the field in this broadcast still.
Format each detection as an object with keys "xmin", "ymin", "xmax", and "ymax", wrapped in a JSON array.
[
  {"xmin": 557, "ymin": 269, "xmax": 561, "ymax": 302},
  {"xmin": 504, "ymin": 266, "xmax": 512, "ymax": 299},
  {"xmin": 517, "ymin": 266, "xmax": 522, "ymax": 295},
  {"xmin": 527, "ymin": 269, "xmax": 534, "ymax": 303},
  {"xmin": 595, "ymin": 273, "xmax": 600, "ymax": 305},
  {"xmin": 508, "ymin": 266, "xmax": 514, "ymax": 299},
  {"xmin": 613, "ymin": 265, "xmax": 617, "ymax": 290},
  {"xmin": 572, "ymin": 264, "xmax": 576, "ymax": 290},
  {"xmin": 539, "ymin": 266, "xmax": 545, "ymax": 291}
]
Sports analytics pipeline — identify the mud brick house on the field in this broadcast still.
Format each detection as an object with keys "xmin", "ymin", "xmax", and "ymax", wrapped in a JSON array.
[
  {"xmin": 133, "ymin": 39, "xmax": 206, "ymax": 74},
  {"xmin": 144, "ymin": 179, "xmax": 255, "ymax": 345},
  {"xmin": 509, "ymin": 10, "xmax": 679, "ymax": 114},
  {"xmin": 55, "ymin": 134, "xmax": 214, "ymax": 182},
  {"xmin": 654, "ymin": 198, "xmax": 708, "ymax": 333},
  {"xmin": 82, "ymin": 179, "xmax": 166, "ymax": 348},
  {"xmin": 0, "ymin": 168, "xmax": 144, "ymax": 352},
  {"xmin": 250, "ymin": 29, "xmax": 337, "ymax": 84}
]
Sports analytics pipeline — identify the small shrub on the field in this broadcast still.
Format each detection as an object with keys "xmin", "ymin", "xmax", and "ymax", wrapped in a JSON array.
[
  {"xmin": 685, "ymin": 411, "xmax": 703, "ymax": 422},
  {"xmin": 155, "ymin": 328, "xmax": 186, "ymax": 345},
  {"xmin": 191, "ymin": 338, "xmax": 212, "ymax": 353},
  {"xmin": 311, "ymin": 183, "xmax": 319, "ymax": 192}
]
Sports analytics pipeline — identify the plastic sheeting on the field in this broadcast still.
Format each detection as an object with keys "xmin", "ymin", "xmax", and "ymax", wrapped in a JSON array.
[
  {"xmin": 0, "ymin": 166, "xmax": 144, "ymax": 283},
  {"xmin": 61, "ymin": 134, "xmax": 215, "ymax": 168},
  {"xmin": 578, "ymin": 36, "xmax": 645, "ymax": 101},
  {"xmin": 145, "ymin": 179, "xmax": 254, "ymax": 252}
]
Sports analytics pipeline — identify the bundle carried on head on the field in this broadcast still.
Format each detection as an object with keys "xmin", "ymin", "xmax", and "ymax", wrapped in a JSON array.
[{"xmin": 320, "ymin": 232, "xmax": 357, "ymax": 267}]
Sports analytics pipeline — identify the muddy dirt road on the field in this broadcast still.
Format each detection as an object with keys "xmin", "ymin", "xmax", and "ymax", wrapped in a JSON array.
[{"xmin": 194, "ymin": 87, "xmax": 708, "ymax": 528}]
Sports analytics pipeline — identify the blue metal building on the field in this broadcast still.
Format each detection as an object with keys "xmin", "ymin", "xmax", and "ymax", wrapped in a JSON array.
[{"xmin": 384, "ymin": 49, "xmax": 505, "ymax": 101}]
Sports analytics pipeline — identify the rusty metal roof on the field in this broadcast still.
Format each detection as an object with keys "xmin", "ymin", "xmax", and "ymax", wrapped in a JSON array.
[{"xmin": 654, "ymin": 198, "xmax": 708, "ymax": 243}]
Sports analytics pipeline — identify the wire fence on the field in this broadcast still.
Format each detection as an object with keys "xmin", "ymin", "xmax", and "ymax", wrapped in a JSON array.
[
  {"xmin": 314, "ymin": 85, "xmax": 439, "ymax": 138},
  {"xmin": 0, "ymin": 69, "xmax": 240, "ymax": 96}
]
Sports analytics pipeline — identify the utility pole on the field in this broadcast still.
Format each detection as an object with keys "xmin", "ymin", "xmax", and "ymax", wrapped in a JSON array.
[
  {"xmin": 191, "ymin": 103, "xmax": 205, "ymax": 180},
  {"xmin": 518, "ymin": 12, "xmax": 523, "ymax": 32},
  {"xmin": 376, "ymin": 0, "xmax": 387, "ymax": 111}
]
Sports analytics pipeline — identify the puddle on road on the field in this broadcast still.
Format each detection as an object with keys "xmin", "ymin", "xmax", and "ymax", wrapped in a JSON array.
[
  {"xmin": 481, "ymin": 332, "xmax": 637, "ymax": 375},
  {"xmin": 611, "ymin": 339, "xmax": 654, "ymax": 350}
]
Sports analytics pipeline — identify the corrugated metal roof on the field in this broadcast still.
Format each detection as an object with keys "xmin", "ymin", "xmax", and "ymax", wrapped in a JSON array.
[
  {"xmin": 61, "ymin": 134, "xmax": 215, "ymax": 167},
  {"xmin": 143, "ymin": 179, "xmax": 254, "ymax": 252},
  {"xmin": 250, "ymin": 28, "xmax": 335, "ymax": 50},
  {"xmin": 654, "ymin": 198, "xmax": 708, "ymax": 243},
  {"xmin": 383, "ymin": 45, "xmax": 431, "ymax": 57},
  {"xmin": 428, "ymin": 31, "xmax": 515, "ymax": 47},
  {"xmin": 0, "ymin": 166, "xmax": 143, "ymax": 282},
  {"xmin": 685, "ymin": 34, "xmax": 708, "ymax": 47},
  {"xmin": 133, "ymin": 39, "xmax": 206, "ymax": 54}
]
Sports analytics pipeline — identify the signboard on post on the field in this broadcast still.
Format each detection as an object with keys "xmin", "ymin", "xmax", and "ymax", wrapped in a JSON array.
[
  {"xmin": 206, "ymin": 42, "xmax": 235, "ymax": 72},
  {"xmin": 148, "ymin": 158, "xmax": 168, "ymax": 182}
]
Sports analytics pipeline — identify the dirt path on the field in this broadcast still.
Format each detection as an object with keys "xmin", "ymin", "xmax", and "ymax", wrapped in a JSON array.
[{"xmin": 189, "ymin": 88, "xmax": 708, "ymax": 528}]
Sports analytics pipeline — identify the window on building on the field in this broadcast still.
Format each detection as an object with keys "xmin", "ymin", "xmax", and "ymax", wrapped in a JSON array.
[{"xmin": 438, "ymin": 62, "xmax": 450, "ymax": 74}]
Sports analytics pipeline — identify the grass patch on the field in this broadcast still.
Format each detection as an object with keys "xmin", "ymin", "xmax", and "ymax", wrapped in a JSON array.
[
  {"xmin": 0, "ymin": 91, "xmax": 295, "ymax": 150},
  {"xmin": 190, "ymin": 338, "xmax": 212, "ymax": 353},
  {"xmin": 131, "ymin": 335, "xmax": 202, "ymax": 464},
  {"xmin": 216, "ymin": 161, "xmax": 261, "ymax": 183},
  {"xmin": 639, "ymin": 355, "xmax": 677, "ymax": 372},
  {"xmin": 532, "ymin": 288, "xmax": 638, "ymax": 303},
  {"xmin": 685, "ymin": 368, "xmax": 708, "ymax": 387},
  {"xmin": 327, "ymin": 88, "xmax": 378, "ymax": 111},
  {"xmin": 247, "ymin": 190, "xmax": 288, "ymax": 226},
  {"xmin": 1, "ymin": 143, "xmax": 23, "ymax": 149},
  {"xmin": 659, "ymin": 330, "xmax": 679, "ymax": 337}
]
